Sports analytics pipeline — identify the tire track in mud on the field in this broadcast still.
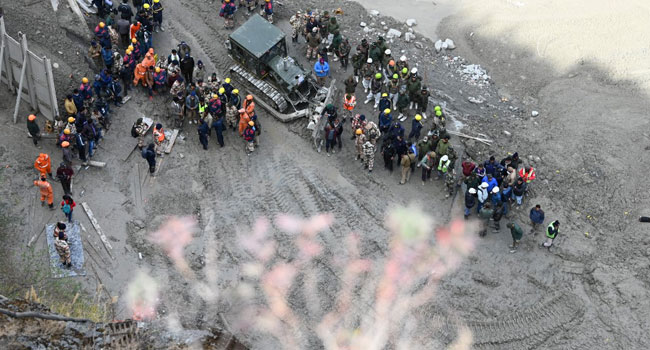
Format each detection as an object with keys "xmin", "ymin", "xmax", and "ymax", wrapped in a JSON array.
[{"xmin": 465, "ymin": 292, "xmax": 584, "ymax": 349}]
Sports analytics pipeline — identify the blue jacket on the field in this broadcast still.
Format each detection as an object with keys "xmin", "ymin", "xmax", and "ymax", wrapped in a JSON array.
[
  {"xmin": 378, "ymin": 97, "xmax": 391, "ymax": 112},
  {"xmin": 530, "ymin": 208, "xmax": 545, "ymax": 224},
  {"xmin": 482, "ymin": 175, "xmax": 499, "ymax": 192},
  {"xmin": 491, "ymin": 191, "xmax": 502, "ymax": 207},
  {"xmin": 484, "ymin": 160, "xmax": 498, "ymax": 176},
  {"xmin": 411, "ymin": 119, "xmax": 422, "ymax": 133},
  {"xmin": 314, "ymin": 61, "xmax": 329, "ymax": 77},
  {"xmin": 102, "ymin": 48, "xmax": 113, "ymax": 66},
  {"xmin": 390, "ymin": 124, "xmax": 405, "ymax": 139},
  {"xmin": 379, "ymin": 112, "xmax": 392, "ymax": 129}
]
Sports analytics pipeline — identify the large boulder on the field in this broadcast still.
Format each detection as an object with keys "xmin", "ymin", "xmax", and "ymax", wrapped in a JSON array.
[{"xmin": 386, "ymin": 28, "xmax": 402, "ymax": 39}]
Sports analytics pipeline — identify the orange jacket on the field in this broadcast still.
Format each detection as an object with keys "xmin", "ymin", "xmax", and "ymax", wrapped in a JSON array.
[
  {"xmin": 243, "ymin": 100, "xmax": 255, "ymax": 116},
  {"xmin": 238, "ymin": 112, "xmax": 251, "ymax": 136},
  {"xmin": 343, "ymin": 95, "xmax": 356, "ymax": 111},
  {"xmin": 153, "ymin": 127, "xmax": 165, "ymax": 142},
  {"xmin": 34, "ymin": 179, "xmax": 53, "ymax": 197},
  {"xmin": 130, "ymin": 23, "xmax": 141, "ymax": 40},
  {"xmin": 34, "ymin": 153, "xmax": 51, "ymax": 174}
]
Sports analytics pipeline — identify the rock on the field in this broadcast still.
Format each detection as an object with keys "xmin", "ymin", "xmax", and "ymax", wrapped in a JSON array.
[
  {"xmin": 386, "ymin": 28, "xmax": 402, "ymax": 39},
  {"xmin": 503, "ymin": 130, "xmax": 512, "ymax": 137},
  {"xmin": 52, "ymin": 62, "xmax": 59, "ymax": 69},
  {"xmin": 360, "ymin": 22, "xmax": 367, "ymax": 27},
  {"xmin": 444, "ymin": 38, "xmax": 456, "ymax": 50},
  {"xmin": 442, "ymin": 42, "xmax": 448, "ymax": 50},
  {"xmin": 383, "ymin": 26, "xmax": 388, "ymax": 31},
  {"xmin": 414, "ymin": 42, "xmax": 424, "ymax": 49},
  {"xmin": 532, "ymin": 110, "xmax": 539, "ymax": 117},
  {"xmin": 468, "ymin": 96, "xmax": 485, "ymax": 104},
  {"xmin": 370, "ymin": 10, "xmax": 380, "ymax": 16},
  {"xmin": 534, "ymin": 156, "xmax": 542, "ymax": 163},
  {"xmin": 179, "ymin": 153, "xmax": 185, "ymax": 159},
  {"xmin": 434, "ymin": 39, "xmax": 443, "ymax": 52},
  {"xmin": 404, "ymin": 32, "xmax": 416, "ymax": 42},
  {"xmin": 406, "ymin": 18, "xmax": 417, "ymax": 27},
  {"xmin": 407, "ymin": 28, "xmax": 414, "ymax": 33},
  {"xmin": 363, "ymin": 26, "xmax": 372, "ymax": 33},
  {"xmin": 381, "ymin": 21, "xmax": 386, "ymax": 26}
]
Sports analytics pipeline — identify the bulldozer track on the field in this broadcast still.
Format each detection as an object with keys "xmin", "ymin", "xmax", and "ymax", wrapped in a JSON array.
[
  {"xmin": 466, "ymin": 293, "xmax": 584, "ymax": 349},
  {"xmin": 230, "ymin": 65, "xmax": 289, "ymax": 112}
]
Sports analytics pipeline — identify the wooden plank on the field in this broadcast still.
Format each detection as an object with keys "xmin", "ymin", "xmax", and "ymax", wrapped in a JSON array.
[
  {"xmin": 81, "ymin": 202, "xmax": 114, "ymax": 259},
  {"xmin": 164, "ymin": 129, "xmax": 179, "ymax": 153},
  {"xmin": 44, "ymin": 57, "xmax": 59, "ymax": 120},
  {"xmin": 20, "ymin": 35, "xmax": 38, "ymax": 115},
  {"xmin": 88, "ymin": 160, "xmax": 106, "ymax": 168},
  {"xmin": 0, "ymin": 19, "xmax": 14, "ymax": 93}
]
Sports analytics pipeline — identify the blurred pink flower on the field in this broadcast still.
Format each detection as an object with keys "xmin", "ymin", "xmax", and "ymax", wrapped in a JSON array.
[
  {"xmin": 148, "ymin": 216, "xmax": 196, "ymax": 276},
  {"xmin": 126, "ymin": 270, "xmax": 159, "ymax": 321}
]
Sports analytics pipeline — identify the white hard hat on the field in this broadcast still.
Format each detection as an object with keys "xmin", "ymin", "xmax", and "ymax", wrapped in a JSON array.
[
  {"xmin": 411, "ymin": 67, "xmax": 418, "ymax": 74},
  {"xmin": 468, "ymin": 188, "xmax": 477, "ymax": 194},
  {"xmin": 492, "ymin": 186, "xmax": 500, "ymax": 194},
  {"xmin": 441, "ymin": 155, "xmax": 448, "ymax": 162},
  {"xmin": 367, "ymin": 58, "xmax": 373, "ymax": 64},
  {"xmin": 385, "ymin": 49, "xmax": 391, "ymax": 55},
  {"xmin": 312, "ymin": 27, "xmax": 318, "ymax": 32},
  {"xmin": 480, "ymin": 182, "xmax": 489, "ymax": 189},
  {"xmin": 400, "ymin": 55, "xmax": 407, "ymax": 62}
]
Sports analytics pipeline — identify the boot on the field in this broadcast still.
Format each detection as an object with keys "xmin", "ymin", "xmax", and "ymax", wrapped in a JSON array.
[
  {"xmin": 355, "ymin": 76, "xmax": 359, "ymax": 83},
  {"xmin": 364, "ymin": 98, "xmax": 372, "ymax": 104},
  {"xmin": 398, "ymin": 114, "xmax": 406, "ymax": 122}
]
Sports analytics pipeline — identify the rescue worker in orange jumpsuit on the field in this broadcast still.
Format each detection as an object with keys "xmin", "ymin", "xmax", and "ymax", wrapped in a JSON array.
[
  {"xmin": 34, "ymin": 175, "xmax": 54, "ymax": 209},
  {"xmin": 133, "ymin": 62, "xmax": 147, "ymax": 86},
  {"xmin": 243, "ymin": 95, "xmax": 255, "ymax": 117},
  {"xmin": 238, "ymin": 109, "xmax": 251, "ymax": 136},
  {"xmin": 34, "ymin": 153, "xmax": 52, "ymax": 178},
  {"xmin": 142, "ymin": 48, "xmax": 156, "ymax": 69}
]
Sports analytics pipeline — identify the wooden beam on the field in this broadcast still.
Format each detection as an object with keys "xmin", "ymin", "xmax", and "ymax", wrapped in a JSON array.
[
  {"xmin": 88, "ymin": 160, "xmax": 106, "ymax": 168},
  {"xmin": 81, "ymin": 202, "xmax": 114, "ymax": 259},
  {"xmin": 0, "ymin": 18, "xmax": 14, "ymax": 93},
  {"xmin": 164, "ymin": 129, "xmax": 179, "ymax": 153}
]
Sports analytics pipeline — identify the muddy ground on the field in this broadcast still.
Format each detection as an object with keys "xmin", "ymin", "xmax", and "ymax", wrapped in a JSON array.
[{"xmin": 0, "ymin": 0, "xmax": 648, "ymax": 349}]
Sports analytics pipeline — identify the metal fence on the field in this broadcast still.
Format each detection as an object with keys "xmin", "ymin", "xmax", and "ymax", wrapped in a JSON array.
[{"xmin": 0, "ymin": 16, "xmax": 59, "ymax": 123}]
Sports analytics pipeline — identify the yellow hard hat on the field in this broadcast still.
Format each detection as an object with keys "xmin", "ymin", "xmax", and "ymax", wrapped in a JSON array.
[
  {"xmin": 155, "ymin": 67, "xmax": 161, "ymax": 73},
  {"xmin": 232, "ymin": 89, "xmax": 239, "ymax": 94},
  {"xmin": 143, "ymin": 3, "xmax": 150, "ymax": 9},
  {"xmin": 126, "ymin": 49, "xmax": 132, "ymax": 55},
  {"xmin": 68, "ymin": 117, "xmax": 75, "ymax": 123},
  {"xmin": 415, "ymin": 114, "xmax": 422, "ymax": 121},
  {"xmin": 225, "ymin": 78, "xmax": 231, "ymax": 84},
  {"xmin": 212, "ymin": 94, "xmax": 218, "ymax": 99},
  {"xmin": 154, "ymin": 0, "xmax": 160, "ymax": 2},
  {"xmin": 219, "ymin": 87, "xmax": 225, "ymax": 94},
  {"xmin": 99, "ymin": 22, "xmax": 105, "ymax": 28},
  {"xmin": 61, "ymin": 141, "xmax": 70, "ymax": 148},
  {"xmin": 355, "ymin": 129, "xmax": 362, "ymax": 135},
  {"xmin": 128, "ymin": 45, "xmax": 134, "ymax": 51},
  {"xmin": 248, "ymin": 121, "xmax": 255, "ymax": 126},
  {"xmin": 384, "ymin": 109, "xmax": 391, "ymax": 114},
  {"xmin": 132, "ymin": 38, "xmax": 137, "ymax": 43},
  {"xmin": 82, "ymin": 77, "xmax": 89, "ymax": 84},
  {"xmin": 63, "ymin": 128, "xmax": 71, "ymax": 135},
  {"xmin": 381, "ymin": 93, "xmax": 388, "ymax": 97}
]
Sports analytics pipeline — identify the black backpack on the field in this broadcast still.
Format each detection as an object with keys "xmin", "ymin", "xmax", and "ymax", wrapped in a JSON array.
[{"xmin": 131, "ymin": 123, "xmax": 139, "ymax": 138}]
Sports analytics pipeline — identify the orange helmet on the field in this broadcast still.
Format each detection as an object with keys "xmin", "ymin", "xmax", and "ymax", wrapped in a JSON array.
[
  {"xmin": 28, "ymin": 114, "xmax": 36, "ymax": 121},
  {"xmin": 388, "ymin": 60, "xmax": 395, "ymax": 66},
  {"xmin": 248, "ymin": 121, "xmax": 255, "ymax": 126},
  {"xmin": 246, "ymin": 95, "xmax": 253, "ymax": 100}
]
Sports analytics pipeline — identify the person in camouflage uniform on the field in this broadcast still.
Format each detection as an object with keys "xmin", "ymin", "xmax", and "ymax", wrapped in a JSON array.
[
  {"xmin": 289, "ymin": 10, "xmax": 303, "ymax": 43},
  {"xmin": 226, "ymin": 103, "xmax": 239, "ymax": 131},
  {"xmin": 445, "ymin": 173, "xmax": 456, "ymax": 198},
  {"xmin": 54, "ymin": 230, "xmax": 72, "ymax": 268},
  {"xmin": 364, "ymin": 121, "xmax": 381, "ymax": 147},
  {"xmin": 362, "ymin": 139, "xmax": 375, "ymax": 172},
  {"xmin": 354, "ymin": 128, "xmax": 366, "ymax": 161}
]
